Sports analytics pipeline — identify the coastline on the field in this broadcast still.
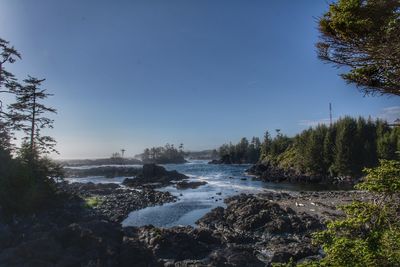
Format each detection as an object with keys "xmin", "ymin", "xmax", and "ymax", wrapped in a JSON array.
[{"xmin": 0, "ymin": 177, "xmax": 371, "ymax": 266}]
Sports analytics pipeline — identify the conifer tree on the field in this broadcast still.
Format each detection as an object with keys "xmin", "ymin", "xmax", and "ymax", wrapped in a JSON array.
[
  {"xmin": 317, "ymin": 0, "xmax": 400, "ymax": 96},
  {"xmin": 10, "ymin": 76, "xmax": 57, "ymax": 160}
]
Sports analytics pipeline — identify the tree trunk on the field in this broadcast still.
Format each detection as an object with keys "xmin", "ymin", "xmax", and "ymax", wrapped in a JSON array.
[{"xmin": 30, "ymin": 91, "xmax": 36, "ymax": 155}]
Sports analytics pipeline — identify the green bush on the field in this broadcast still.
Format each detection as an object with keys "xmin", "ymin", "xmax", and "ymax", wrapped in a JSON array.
[
  {"xmin": 299, "ymin": 160, "xmax": 400, "ymax": 267},
  {"xmin": 0, "ymin": 156, "xmax": 62, "ymax": 216}
]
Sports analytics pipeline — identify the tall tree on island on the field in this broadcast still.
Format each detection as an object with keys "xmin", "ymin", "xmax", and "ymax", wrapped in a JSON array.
[
  {"xmin": 317, "ymin": 0, "xmax": 400, "ymax": 96},
  {"xmin": 10, "ymin": 76, "xmax": 57, "ymax": 161}
]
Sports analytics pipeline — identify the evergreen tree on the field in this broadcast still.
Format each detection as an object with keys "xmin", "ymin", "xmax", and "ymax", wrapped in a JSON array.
[
  {"xmin": 10, "ymin": 76, "xmax": 57, "ymax": 159},
  {"xmin": 317, "ymin": 0, "xmax": 400, "ymax": 96},
  {"xmin": 304, "ymin": 125, "xmax": 327, "ymax": 175},
  {"xmin": 0, "ymin": 38, "xmax": 21, "ymax": 154},
  {"xmin": 261, "ymin": 131, "xmax": 272, "ymax": 159},
  {"xmin": 141, "ymin": 143, "xmax": 186, "ymax": 164},
  {"xmin": 332, "ymin": 117, "xmax": 359, "ymax": 176},
  {"xmin": 323, "ymin": 126, "xmax": 336, "ymax": 176}
]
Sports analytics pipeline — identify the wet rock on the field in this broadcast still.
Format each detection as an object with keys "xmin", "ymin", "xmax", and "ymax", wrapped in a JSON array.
[{"xmin": 175, "ymin": 181, "xmax": 207, "ymax": 190}]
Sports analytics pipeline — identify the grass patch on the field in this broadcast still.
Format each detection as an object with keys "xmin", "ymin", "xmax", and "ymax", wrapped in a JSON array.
[{"xmin": 84, "ymin": 196, "xmax": 103, "ymax": 208}]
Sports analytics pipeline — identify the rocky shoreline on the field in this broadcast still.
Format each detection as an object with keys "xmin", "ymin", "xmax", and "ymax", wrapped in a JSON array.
[
  {"xmin": 64, "ymin": 182, "xmax": 177, "ymax": 223},
  {"xmin": 0, "ymin": 177, "xmax": 370, "ymax": 266},
  {"xmin": 247, "ymin": 162, "xmax": 358, "ymax": 186}
]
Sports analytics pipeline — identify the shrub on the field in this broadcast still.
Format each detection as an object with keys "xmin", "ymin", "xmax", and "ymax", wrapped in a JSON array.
[
  {"xmin": 0, "ymin": 157, "xmax": 63, "ymax": 216},
  {"xmin": 299, "ymin": 160, "xmax": 400, "ymax": 267}
]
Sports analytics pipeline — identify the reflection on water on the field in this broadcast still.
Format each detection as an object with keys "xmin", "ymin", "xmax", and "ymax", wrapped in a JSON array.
[
  {"xmin": 65, "ymin": 160, "xmax": 351, "ymax": 228},
  {"xmin": 122, "ymin": 201, "xmax": 214, "ymax": 227}
]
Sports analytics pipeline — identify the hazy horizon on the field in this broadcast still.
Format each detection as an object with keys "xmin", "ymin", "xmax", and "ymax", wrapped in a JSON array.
[{"xmin": 1, "ymin": 0, "xmax": 399, "ymax": 159}]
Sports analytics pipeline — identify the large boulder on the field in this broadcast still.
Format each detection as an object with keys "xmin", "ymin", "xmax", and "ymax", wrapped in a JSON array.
[
  {"xmin": 196, "ymin": 194, "xmax": 323, "ymax": 265},
  {"xmin": 175, "ymin": 181, "xmax": 207, "ymax": 190},
  {"xmin": 123, "ymin": 164, "xmax": 188, "ymax": 188}
]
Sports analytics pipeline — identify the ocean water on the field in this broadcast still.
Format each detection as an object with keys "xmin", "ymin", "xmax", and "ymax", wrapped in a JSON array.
[{"xmin": 65, "ymin": 160, "xmax": 343, "ymax": 228}]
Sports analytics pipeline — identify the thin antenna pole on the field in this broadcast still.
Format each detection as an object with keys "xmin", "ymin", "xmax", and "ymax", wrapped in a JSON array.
[{"xmin": 329, "ymin": 103, "xmax": 332, "ymax": 126}]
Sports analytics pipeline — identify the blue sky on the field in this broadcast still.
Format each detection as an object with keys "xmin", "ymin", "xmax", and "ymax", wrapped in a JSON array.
[{"xmin": 1, "ymin": 0, "xmax": 399, "ymax": 159}]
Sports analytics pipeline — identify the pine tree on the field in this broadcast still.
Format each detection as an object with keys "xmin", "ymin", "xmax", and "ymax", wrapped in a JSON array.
[
  {"xmin": 323, "ymin": 126, "xmax": 336, "ymax": 176},
  {"xmin": 317, "ymin": 0, "xmax": 400, "ymax": 96},
  {"xmin": 0, "ymin": 38, "xmax": 21, "ymax": 154},
  {"xmin": 10, "ymin": 76, "xmax": 57, "ymax": 160},
  {"xmin": 261, "ymin": 131, "xmax": 272, "ymax": 160},
  {"xmin": 332, "ymin": 117, "xmax": 359, "ymax": 176}
]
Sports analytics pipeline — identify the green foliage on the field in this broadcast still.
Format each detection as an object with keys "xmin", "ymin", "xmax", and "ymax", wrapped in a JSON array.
[
  {"xmin": 331, "ymin": 117, "xmax": 359, "ymax": 176},
  {"xmin": 0, "ymin": 38, "xmax": 21, "ymax": 155},
  {"xmin": 218, "ymin": 137, "xmax": 261, "ymax": 164},
  {"xmin": 317, "ymin": 0, "xmax": 400, "ymax": 96},
  {"xmin": 10, "ymin": 76, "xmax": 57, "ymax": 156},
  {"xmin": 299, "ymin": 159, "xmax": 400, "ymax": 267},
  {"xmin": 84, "ymin": 196, "xmax": 103, "ymax": 208},
  {"xmin": 142, "ymin": 143, "xmax": 186, "ymax": 164},
  {"xmin": 0, "ymin": 37, "xmax": 62, "ymax": 216},
  {"xmin": 261, "ymin": 117, "xmax": 399, "ymax": 180},
  {"xmin": 272, "ymin": 258, "xmax": 295, "ymax": 267},
  {"xmin": 357, "ymin": 159, "xmax": 400, "ymax": 195},
  {"xmin": 0, "ymin": 155, "xmax": 63, "ymax": 215}
]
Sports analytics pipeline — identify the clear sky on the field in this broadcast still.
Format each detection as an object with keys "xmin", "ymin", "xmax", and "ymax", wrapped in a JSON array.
[{"xmin": 0, "ymin": 0, "xmax": 399, "ymax": 159}]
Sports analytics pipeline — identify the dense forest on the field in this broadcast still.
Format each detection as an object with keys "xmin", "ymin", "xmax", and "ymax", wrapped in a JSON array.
[
  {"xmin": 141, "ymin": 143, "xmax": 186, "ymax": 164},
  {"xmin": 216, "ymin": 137, "xmax": 262, "ymax": 164},
  {"xmin": 267, "ymin": 117, "xmax": 399, "ymax": 178},
  {"xmin": 217, "ymin": 117, "xmax": 399, "ymax": 178}
]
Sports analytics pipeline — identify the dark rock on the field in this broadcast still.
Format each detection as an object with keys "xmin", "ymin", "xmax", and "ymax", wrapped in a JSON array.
[
  {"xmin": 197, "ymin": 194, "xmax": 324, "ymax": 265},
  {"xmin": 247, "ymin": 161, "xmax": 359, "ymax": 186},
  {"xmin": 59, "ymin": 182, "xmax": 176, "ymax": 223},
  {"xmin": 0, "ymin": 223, "xmax": 13, "ymax": 250},
  {"xmin": 209, "ymin": 246, "xmax": 265, "ymax": 267},
  {"xmin": 124, "ymin": 226, "xmax": 213, "ymax": 262},
  {"xmin": 123, "ymin": 164, "xmax": 188, "ymax": 188},
  {"xmin": 208, "ymin": 155, "xmax": 232, "ymax": 165},
  {"xmin": 1, "ymin": 180, "xmax": 347, "ymax": 266},
  {"xmin": 176, "ymin": 181, "xmax": 207, "ymax": 190},
  {"xmin": 120, "ymin": 236, "xmax": 160, "ymax": 267}
]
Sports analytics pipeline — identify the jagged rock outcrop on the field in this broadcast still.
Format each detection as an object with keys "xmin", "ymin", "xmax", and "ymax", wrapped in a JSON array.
[{"xmin": 122, "ymin": 164, "xmax": 188, "ymax": 188}]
